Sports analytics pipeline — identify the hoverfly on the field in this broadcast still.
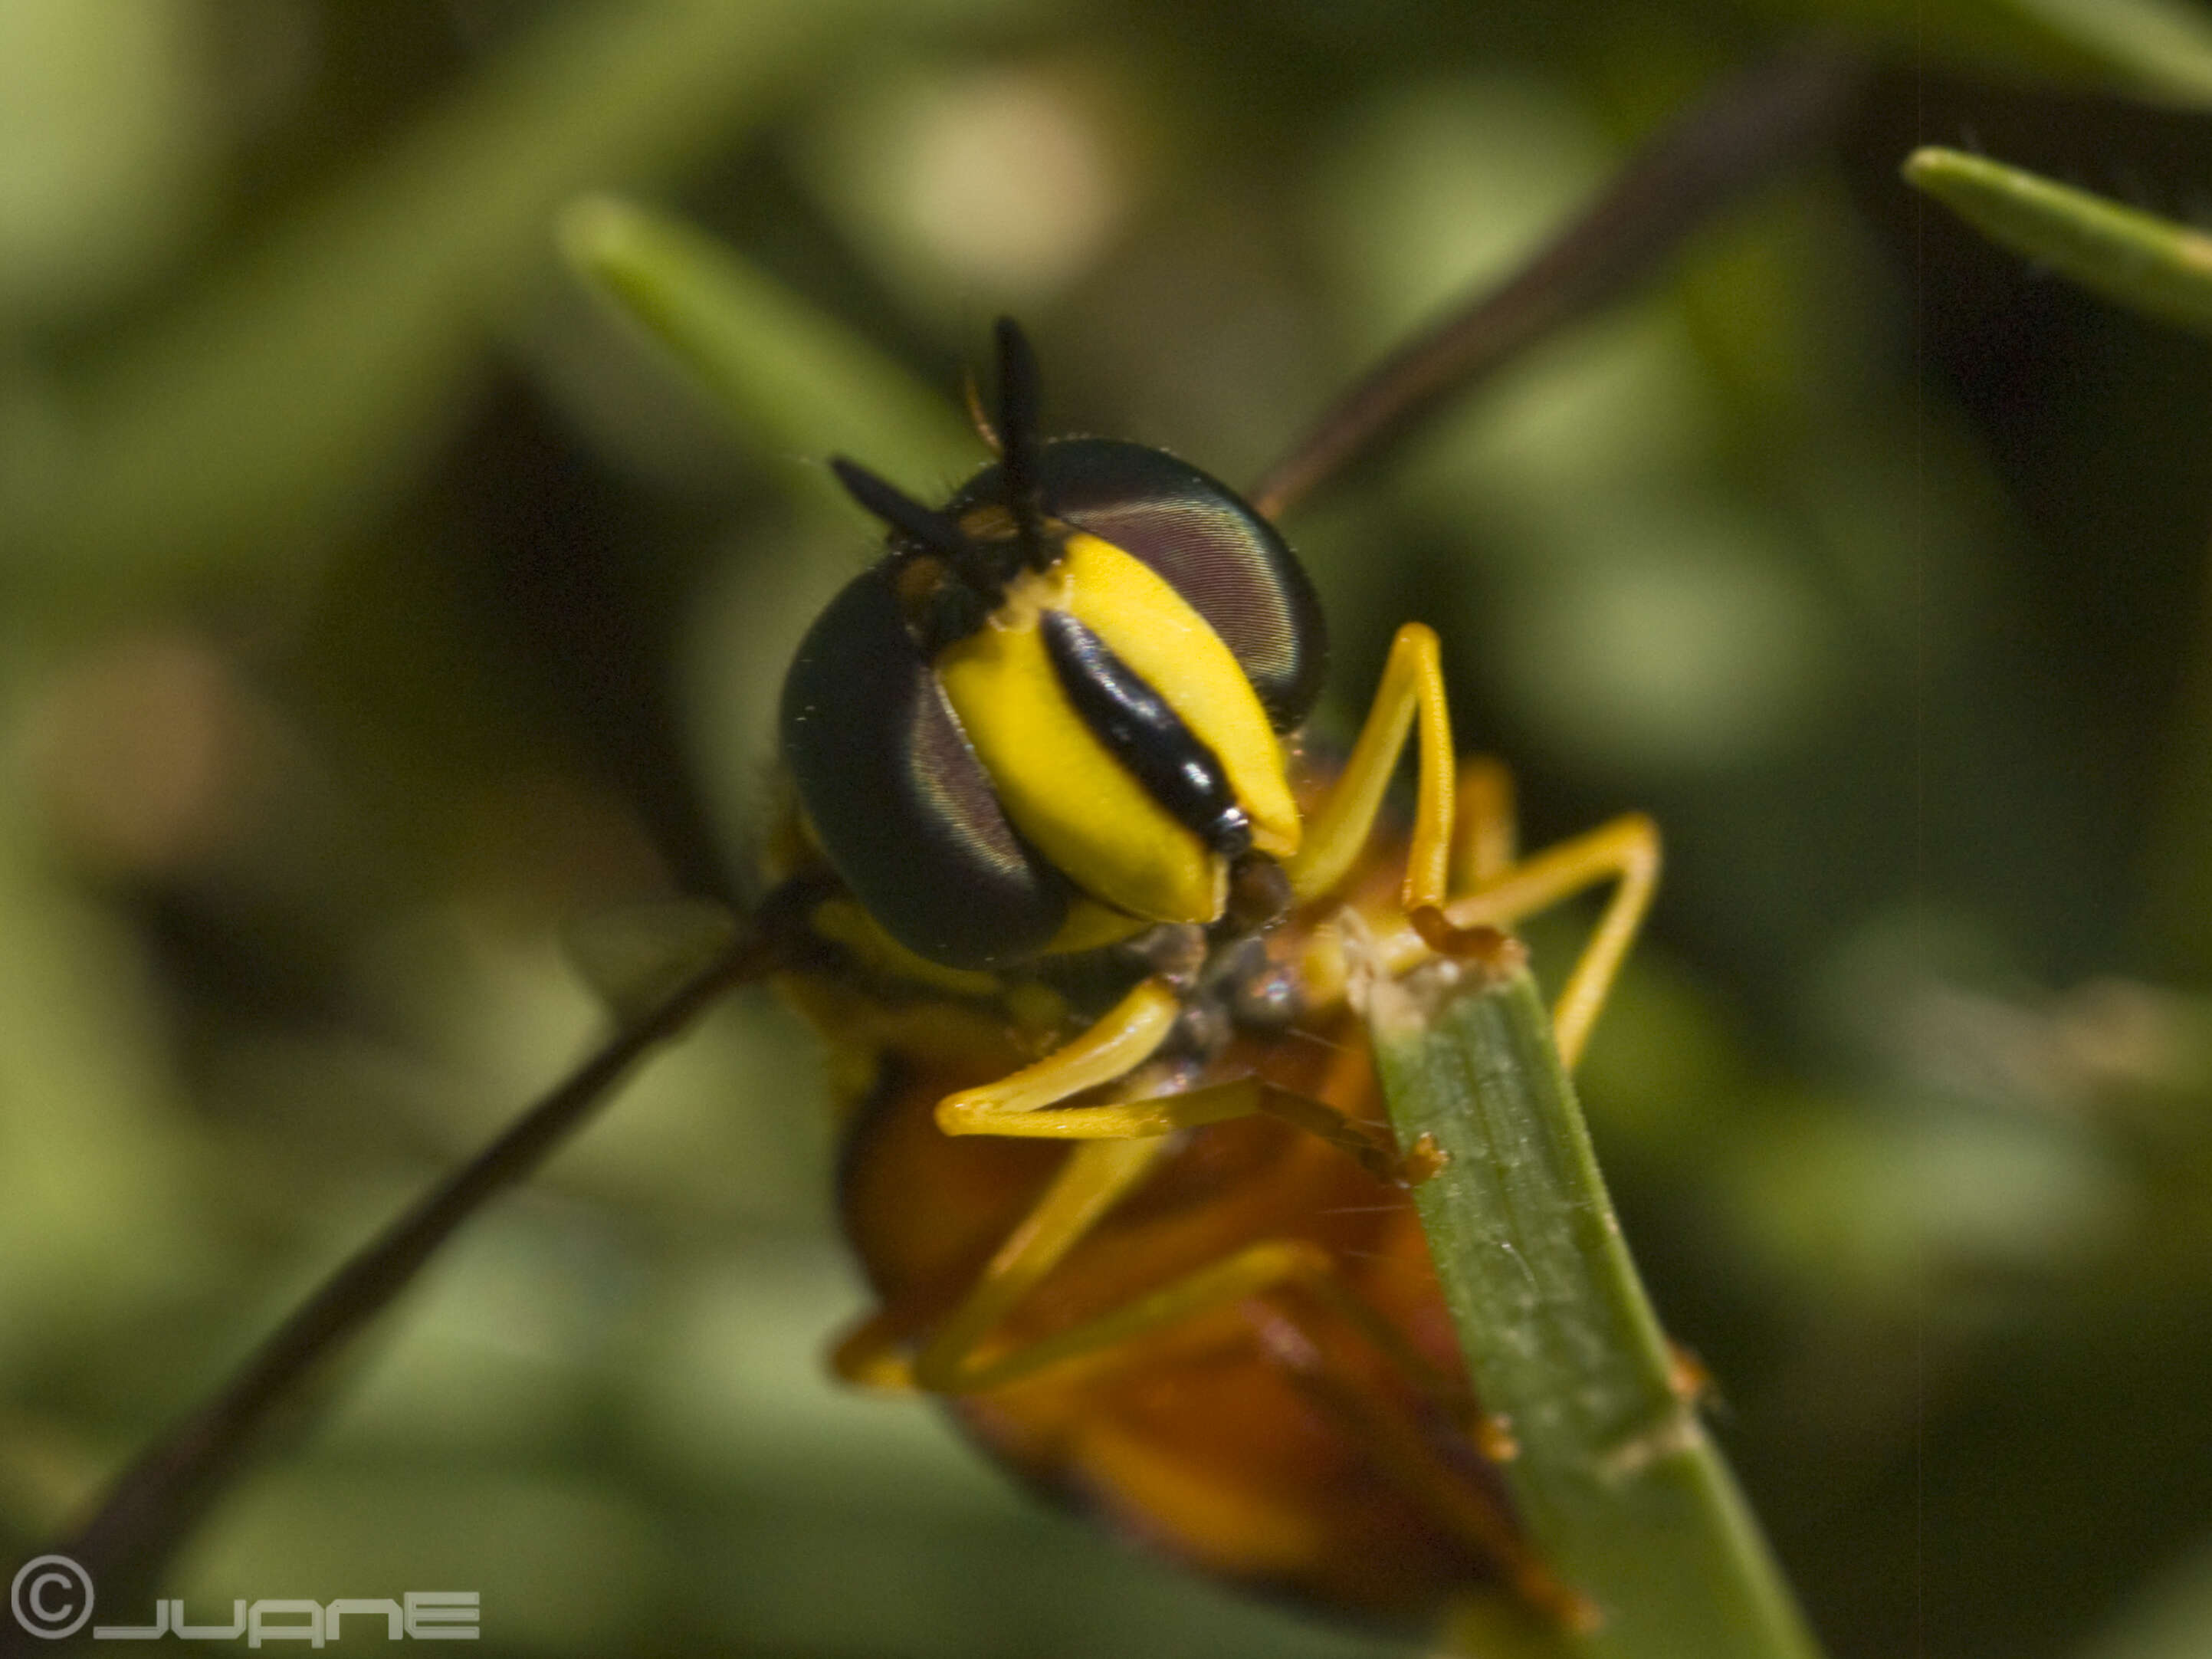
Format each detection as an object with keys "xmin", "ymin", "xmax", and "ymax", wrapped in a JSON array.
[
  {"xmin": 55, "ymin": 48, "xmax": 1871, "ymax": 1636},
  {"xmin": 756, "ymin": 318, "xmax": 1659, "ymax": 1631}
]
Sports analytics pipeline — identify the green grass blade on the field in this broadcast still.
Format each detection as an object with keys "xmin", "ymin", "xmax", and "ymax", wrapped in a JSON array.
[
  {"xmin": 2004, "ymin": 0, "xmax": 2212, "ymax": 103},
  {"xmin": 559, "ymin": 195, "xmax": 975, "ymax": 497},
  {"xmin": 8, "ymin": 0, "xmax": 993, "ymax": 614},
  {"xmin": 1363, "ymin": 959, "xmax": 1822, "ymax": 1658},
  {"xmin": 1905, "ymin": 146, "xmax": 2212, "ymax": 339}
]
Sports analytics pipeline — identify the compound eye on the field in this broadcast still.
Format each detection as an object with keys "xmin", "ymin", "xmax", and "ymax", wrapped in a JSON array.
[
  {"xmin": 947, "ymin": 440, "xmax": 1328, "ymax": 731},
  {"xmin": 779, "ymin": 563, "xmax": 1070, "ymax": 970}
]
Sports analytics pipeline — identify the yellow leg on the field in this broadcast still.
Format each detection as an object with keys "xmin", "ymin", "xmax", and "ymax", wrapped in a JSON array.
[
  {"xmin": 1443, "ymin": 811, "xmax": 1661, "ymax": 1070},
  {"xmin": 947, "ymin": 1061, "xmax": 1403, "ymax": 1186},
  {"xmin": 837, "ymin": 1139, "xmax": 1579, "ymax": 1615},
  {"xmin": 1451, "ymin": 755, "xmax": 1516, "ymax": 889},
  {"xmin": 842, "ymin": 1134, "xmax": 1459, "ymax": 1404},
  {"xmin": 1335, "ymin": 745, "xmax": 1650, "ymax": 1075},
  {"xmin": 830, "ymin": 1135, "xmax": 1160, "ymax": 1392},
  {"xmin": 1285, "ymin": 623, "xmax": 1456, "ymax": 915},
  {"xmin": 848, "ymin": 1038, "xmax": 1424, "ymax": 1397},
  {"xmin": 915, "ymin": 1136, "xmax": 1168, "ymax": 1391},
  {"xmin": 936, "ymin": 975, "xmax": 1401, "ymax": 1180},
  {"xmin": 832, "ymin": 1133, "xmax": 1257, "ymax": 1395},
  {"xmin": 932, "ymin": 1236, "xmax": 1331, "ymax": 1394},
  {"xmin": 934, "ymin": 977, "xmax": 1183, "ymax": 1135}
]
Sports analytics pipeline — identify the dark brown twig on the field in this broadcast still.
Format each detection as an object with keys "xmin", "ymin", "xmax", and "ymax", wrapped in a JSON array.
[
  {"xmin": 25, "ymin": 928, "xmax": 777, "ymax": 1632},
  {"xmin": 1247, "ymin": 43, "xmax": 1863, "ymax": 521}
]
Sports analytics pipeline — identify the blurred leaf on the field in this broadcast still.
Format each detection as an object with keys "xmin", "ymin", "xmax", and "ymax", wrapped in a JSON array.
[
  {"xmin": 1904, "ymin": 146, "xmax": 2212, "ymax": 338},
  {"xmin": 2079, "ymin": 1533, "xmax": 2212, "ymax": 1659},
  {"xmin": 1744, "ymin": 0, "xmax": 2167, "ymax": 87},
  {"xmin": 558, "ymin": 195, "xmax": 973, "ymax": 496},
  {"xmin": 5, "ymin": 0, "xmax": 1002, "ymax": 617},
  {"xmin": 0, "ymin": 739, "xmax": 212, "ymax": 1353},
  {"xmin": 2004, "ymin": 0, "xmax": 2212, "ymax": 102},
  {"xmin": 1720, "ymin": 1096, "xmax": 2127, "ymax": 1308},
  {"xmin": 0, "ymin": 0, "xmax": 215, "ymax": 326},
  {"xmin": 789, "ymin": 59, "xmax": 1133, "ymax": 323}
]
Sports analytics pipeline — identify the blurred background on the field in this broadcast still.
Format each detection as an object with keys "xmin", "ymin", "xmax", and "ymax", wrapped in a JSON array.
[{"xmin": 3, "ymin": 2, "xmax": 2212, "ymax": 1655}]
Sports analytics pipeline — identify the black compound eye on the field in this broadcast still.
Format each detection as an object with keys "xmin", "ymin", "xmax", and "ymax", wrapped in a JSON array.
[
  {"xmin": 779, "ymin": 563, "xmax": 1071, "ymax": 970},
  {"xmin": 947, "ymin": 439, "xmax": 1328, "ymax": 732}
]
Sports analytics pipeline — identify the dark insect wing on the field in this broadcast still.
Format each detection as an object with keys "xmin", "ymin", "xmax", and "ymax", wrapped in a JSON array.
[
  {"xmin": 779, "ymin": 561, "xmax": 1072, "ymax": 969},
  {"xmin": 947, "ymin": 439, "xmax": 1328, "ymax": 732}
]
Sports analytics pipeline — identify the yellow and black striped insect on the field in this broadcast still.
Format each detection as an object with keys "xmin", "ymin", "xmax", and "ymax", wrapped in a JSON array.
[
  {"xmin": 37, "ymin": 61, "xmax": 1868, "ymax": 1639},
  {"xmin": 757, "ymin": 319, "xmax": 1661, "ymax": 1631}
]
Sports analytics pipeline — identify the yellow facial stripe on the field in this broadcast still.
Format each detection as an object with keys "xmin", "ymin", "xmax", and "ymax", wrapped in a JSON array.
[
  {"xmin": 937, "ymin": 596, "xmax": 1225, "ymax": 925},
  {"xmin": 1058, "ymin": 536, "xmax": 1301, "ymax": 860},
  {"xmin": 934, "ymin": 534, "xmax": 1303, "ymax": 931}
]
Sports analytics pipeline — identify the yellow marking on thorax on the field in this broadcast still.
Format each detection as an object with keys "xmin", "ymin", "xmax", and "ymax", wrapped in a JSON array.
[{"xmin": 809, "ymin": 896, "xmax": 1005, "ymax": 998}]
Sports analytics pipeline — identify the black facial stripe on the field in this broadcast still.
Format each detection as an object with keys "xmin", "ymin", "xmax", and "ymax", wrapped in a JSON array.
[{"xmin": 1039, "ymin": 609, "xmax": 1253, "ymax": 859}]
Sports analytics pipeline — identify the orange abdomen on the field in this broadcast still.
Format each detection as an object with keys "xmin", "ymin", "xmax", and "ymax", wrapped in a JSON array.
[{"xmin": 833, "ymin": 994, "xmax": 1518, "ymax": 1627}]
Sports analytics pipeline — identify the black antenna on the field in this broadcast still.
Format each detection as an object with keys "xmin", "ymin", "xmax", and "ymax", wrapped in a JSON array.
[
  {"xmin": 831, "ymin": 456, "xmax": 1007, "ymax": 597},
  {"xmin": 829, "ymin": 455, "xmax": 1003, "ymax": 586},
  {"xmin": 829, "ymin": 457, "xmax": 965, "ymax": 552},
  {"xmin": 993, "ymin": 317, "xmax": 1052, "ymax": 571}
]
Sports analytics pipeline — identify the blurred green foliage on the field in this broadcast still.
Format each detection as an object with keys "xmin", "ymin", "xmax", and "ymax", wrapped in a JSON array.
[
  {"xmin": 4, "ymin": 2, "xmax": 2212, "ymax": 1656},
  {"xmin": 1907, "ymin": 146, "xmax": 2212, "ymax": 338}
]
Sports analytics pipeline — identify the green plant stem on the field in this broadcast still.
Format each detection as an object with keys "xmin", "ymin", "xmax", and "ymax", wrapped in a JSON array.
[
  {"xmin": 1363, "ymin": 960, "xmax": 1821, "ymax": 1659},
  {"xmin": 559, "ymin": 195, "xmax": 976, "ymax": 494},
  {"xmin": 1904, "ymin": 147, "xmax": 2212, "ymax": 340},
  {"xmin": 2004, "ymin": 0, "xmax": 2212, "ymax": 104}
]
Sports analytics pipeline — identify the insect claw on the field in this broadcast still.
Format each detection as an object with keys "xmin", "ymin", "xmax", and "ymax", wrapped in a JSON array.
[{"xmin": 1410, "ymin": 908, "xmax": 1523, "ymax": 980}]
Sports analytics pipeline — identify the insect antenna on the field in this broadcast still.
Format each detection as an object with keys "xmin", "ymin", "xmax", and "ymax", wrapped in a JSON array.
[
  {"xmin": 829, "ymin": 455, "xmax": 1003, "ymax": 598},
  {"xmin": 992, "ymin": 316, "xmax": 1054, "ymax": 572},
  {"xmin": 829, "ymin": 455, "xmax": 966, "ymax": 553}
]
